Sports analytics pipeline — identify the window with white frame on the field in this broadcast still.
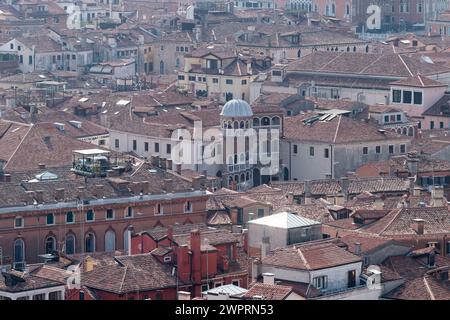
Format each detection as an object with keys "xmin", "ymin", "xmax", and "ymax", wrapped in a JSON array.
[
  {"xmin": 313, "ymin": 275, "xmax": 328, "ymax": 289},
  {"xmin": 184, "ymin": 201, "xmax": 192, "ymax": 213},
  {"xmin": 14, "ymin": 216, "xmax": 24, "ymax": 228},
  {"xmin": 155, "ymin": 203, "xmax": 163, "ymax": 215},
  {"xmin": 46, "ymin": 213, "xmax": 55, "ymax": 225},
  {"xmin": 125, "ymin": 206, "xmax": 133, "ymax": 218}
]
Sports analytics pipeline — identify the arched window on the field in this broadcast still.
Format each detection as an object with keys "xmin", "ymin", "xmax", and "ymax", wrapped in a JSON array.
[
  {"xmin": 45, "ymin": 236, "xmax": 56, "ymax": 254},
  {"xmin": 239, "ymin": 153, "xmax": 245, "ymax": 164},
  {"xmin": 233, "ymin": 121, "xmax": 239, "ymax": 129},
  {"xmin": 271, "ymin": 117, "xmax": 280, "ymax": 125},
  {"xmin": 123, "ymin": 227, "xmax": 132, "ymax": 252},
  {"xmin": 347, "ymin": 46, "xmax": 350, "ymax": 52},
  {"xmin": 365, "ymin": 45, "xmax": 369, "ymax": 53},
  {"xmin": 14, "ymin": 239, "xmax": 25, "ymax": 264},
  {"xmin": 353, "ymin": 46, "xmax": 356, "ymax": 52},
  {"xmin": 175, "ymin": 58, "xmax": 180, "ymax": 68},
  {"xmin": 234, "ymin": 175, "xmax": 239, "ymax": 182},
  {"xmin": 159, "ymin": 60, "xmax": 165, "ymax": 74},
  {"xmin": 227, "ymin": 121, "xmax": 232, "ymax": 129},
  {"xmin": 245, "ymin": 120, "xmax": 249, "ymax": 128},
  {"xmin": 105, "ymin": 230, "xmax": 116, "ymax": 252},
  {"xmin": 253, "ymin": 118, "xmax": 260, "ymax": 127},
  {"xmin": 240, "ymin": 173, "xmax": 245, "ymax": 182},
  {"xmin": 65, "ymin": 234, "xmax": 75, "ymax": 255},
  {"xmin": 246, "ymin": 172, "xmax": 250, "ymax": 181},
  {"xmin": 46, "ymin": 213, "xmax": 55, "ymax": 225},
  {"xmin": 297, "ymin": 49, "xmax": 301, "ymax": 58},
  {"xmin": 240, "ymin": 121, "xmax": 245, "ymax": 129},
  {"xmin": 85, "ymin": 233, "xmax": 95, "ymax": 253},
  {"xmin": 262, "ymin": 117, "xmax": 270, "ymax": 126}
]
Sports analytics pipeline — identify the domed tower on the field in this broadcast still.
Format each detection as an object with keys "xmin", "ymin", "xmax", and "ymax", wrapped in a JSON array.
[{"xmin": 219, "ymin": 99, "xmax": 255, "ymax": 191}]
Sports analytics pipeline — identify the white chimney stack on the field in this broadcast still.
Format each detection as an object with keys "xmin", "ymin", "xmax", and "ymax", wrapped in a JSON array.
[{"xmin": 262, "ymin": 273, "xmax": 275, "ymax": 285}]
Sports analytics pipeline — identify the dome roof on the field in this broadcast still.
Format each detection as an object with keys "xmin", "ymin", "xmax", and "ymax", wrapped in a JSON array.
[{"xmin": 220, "ymin": 99, "xmax": 253, "ymax": 118}]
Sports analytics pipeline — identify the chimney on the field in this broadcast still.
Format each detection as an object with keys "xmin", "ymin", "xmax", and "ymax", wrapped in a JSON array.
[
  {"xmin": 261, "ymin": 236, "xmax": 270, "ymax": 259},
  {"xmin": 287, "ymin": 192, "xmax": 294, "ymax": 204},
  {"xmin": 177, "ymin": 291, "xmax": 191, "ymax": 300},
  {"xmin": 127, "ymin": 225, "xmax": 134, "ymax": 256},
  {"xmin": 38, "ymin": 163, "xmax": 46, "ymax": 170},
  {"xmin": 141, "ymin": 181, "xmax": 149, "ymax": 194},
  {"xmin": 55, "ymin": 188, "xmax": 65, "ymax": 201},
  {"xmin": 230, "ymin": 207, "xmax": 238, "ymax": 224},
  {"xmin": 177, "ymin": 245, "xmax": 190, "ymax": 282},
  {"xmin": 130, "ymin": 182, "xmax": 142, "ymax": 195},
  {"xmin": 176, "ymin": 164, "xmax": 182, "ymax": 174},
  {"xmin": 430, "ymin": 186, "xmax": 445, "ymax": 207},
  {"xmin": 24, "ymin": 191, "xmax": 36, "ymax": 205},
  {"xmin": 413, "ymin": 186, "xmax": 422, "ymax": 196},
  {"xmin": 242, "ymin": 229, "xmax": 248, "ymax": 253},
  {"xmin": 407, "ymin": 152, "xmax": 419, "ymax": 177},
  {"xmin": 192, "ymin": 175, "xmax": 205, "ymax": 190},
  {"xmin": 167, "ymin": 225, "xmax": 174, "ymax": 243},
  {"xmin": 164, "ymin": 179, "xmax": 173, "ymax": 193},
  {"xmin": 304, "ymin": 180, "xmax": 312, "ymax": 204},
  {"xmin": 340, "ymin": 177, "xmax": 349, "ymax": 199},
  {"xmin": 251, "ymin": 259, "xmax": 261, "ymax": 283},
  {"xmin": 354, "ymin": 242, "xmax": 362, "ymax": 256},
  {"xmin": 77, "ymin": 186, "xmax": 85, "ymax": 199},
  {"xmin": 166, "ymin": 159, "xmax": 173, "ymax": 171},
  {"xmin": 190, "ymin": 229, "xmax": 202, "ymax": 284},
  {"xmin": 3, "ymin": 174, "xmax": 11, "ymax": 183},
  {"xmin": 262, "ymin": 272, "xmax": 275, "ymax": 285},
  {"xmin": 160, "ymin": 158, "xmax": 167, "ymax": 170},
  {"xmin": 35, "ymin": 190, "xmax": 44, "ymax": 203},
  {"xmin": 408, "ymin": 176, "xmax": 416, "ymax": 195},
  {"xmin": 413, "ymin": 218, "xmax": 425, "ymax": 235}
]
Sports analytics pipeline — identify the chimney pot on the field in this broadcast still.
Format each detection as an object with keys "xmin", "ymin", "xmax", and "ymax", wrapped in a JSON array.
[
  {"xmin": 354, "ymin": 242, "xmax": 362, "ymax": 255},
  {"xmin": 413, "ymin": 218, "xmax": 425, "ymax": 235}
]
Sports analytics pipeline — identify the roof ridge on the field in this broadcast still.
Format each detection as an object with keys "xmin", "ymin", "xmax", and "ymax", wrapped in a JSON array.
[
  {"xmin": 119, "ymin": 264, "xmax": 129, "ymax": 294},
  {"xmin": 398, "ymin": 54, "xmax": 413, "ymax": 77},
  {"xmin": 332, "ymin": 115, "xmax": 342, "ymax": 144},
  {"xmin": 297, "ymin": 248, "xmax": 310, "ymax": 270},
  {"xmin": 423, "ymin": 276, "xmax": 436, "ymax": 300},
  {"xmin": 319, "ymin": 52, "xmax": 343, "ymax": 71},
  {"xmin": 359, "ymin": 54, "xmax": 384, "ymax": 74},
  {"xmin": 3, "ymin": 123, "xmax": 33, "ymax": 171},
  {"xmin": 378, "ymin": 208, "xmax": 404, "ymax": 235}
]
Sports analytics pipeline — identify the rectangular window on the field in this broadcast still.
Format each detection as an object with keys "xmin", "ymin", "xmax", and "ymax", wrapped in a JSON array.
[
  {"xmin": 400, "ymin": 144, "xmax": 406, "ymax": 153},
  {"xmin": 46, "ymin": 214, "xmax": 54, "ymax": 225},
  {"xmin": 363, "ymin": 147, "xmax": 368, "ymax": 155},
  {"xmin": 430, "ymin": 121, "xmax": 435, "ymax": 129},
  {"xmin": 309, "ymin": 146, "xmax": 315, "ymax": 156},
  {"xmin": 188, "ymin": 76, "xmax": 196, "ymax": 81},
  {"xmin": 384, "ymin": 115, "xmax": 389, "ymax": 123},
  {"xmin": 178, "ymin": 75, "xmax": 185, "ymax": 80},
  {"xmin": 440, "ymin": 122, "xmax": 444, "ymax": 129},
  {"xmin": 403, "ymin": 90, "xmax": 412, "ymax": 104},
  {"xmin": 86, "ymin": 209, "xmax": 94, "ymax": 222},
  {"xmin": 232, "ymin": 280, "xmax": 240, "ymax": 287},
  {"xmin": 126, "ymin": 207, "xmax": 133, "ymax": 218},
  {"xmin": 396, "ymin": 114, "xmax": 401, "ymax": 122},
  {"xmin": 144, "ymin": 142, "xmax": 149, "ymax": 152},
  {"xmin": 313, "ymin": 276, "xmax": 328, "ymax": 289},
  {"xmin": 115, "ymin": 139, "xmax": 119, "ymax": 148},
  {"xmin": 166, "ymin": 144, "xmax": 171, "ymax": 154},
  {"xmin": 257, "ymin": 208, "xmax": 264, "ymax": 218},
  {"xmin": 241, "ymin": 80, "xmax": 247, "ymax": 85},
  {"xmin": 293, "ymin": 144, "xmax": 298, "ymax": 154},
  {"xmin": 392, "ymin": 90, "xmax": 401, "ymax": 103},
  {"xmin": 413, "ymin": 92, "xmax": 422, "ymax": 105},
  {"xmin": 66, "ymin": 211, "xmax": 74, "ymax": 224},
  {"xmin": 28, "ymin": 56, "xmax": 32, "ymax": 65},
  {"xmin": 212, "ymin": 78, "xmax": 218, "ymax": 83},
  {"xmin": 19, "ymin": 55, "xmax": 23, "ymax": 64},
  {"xmin": 155, "ymin": 142, "xmax": 160, "ymax": 152},
  {"xmin": 376, "ymin": 146, "xmax": 381, "ymax": 154},
  {"xmin": 226, "ymin": 79, "xmax": 233, "ymax": 85},
  {"xmin": 106, "ymin": 209, "xmax": 114, "ymax": 220},
  {"xmin": 155, "ymin": 204, "xmax": 163, "ymax": 215},
  {"xmin": 324, "ymin": 148, "xmax": 329, "ymax": 158},
  {"xmin": 14, "ymin": 217, "xmax": 24, "ymax": 228},
  {"xmin": 132, "ymin": 140, "xmax": 137, "ymax": 151},
  {"xmin": 389, "ymin": 145, "xmax": 394, "ymax": 154}
]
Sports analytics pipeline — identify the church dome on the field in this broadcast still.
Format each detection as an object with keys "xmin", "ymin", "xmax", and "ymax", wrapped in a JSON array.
[{"xmin": 220, "ymin": 99, "xmax": 253, "ymax": 118}]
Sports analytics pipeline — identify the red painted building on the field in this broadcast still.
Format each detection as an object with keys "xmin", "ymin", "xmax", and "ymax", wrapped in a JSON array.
[{"xmin": 131, "ymin": 224, "xmax": 249, "ymax": 298}]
